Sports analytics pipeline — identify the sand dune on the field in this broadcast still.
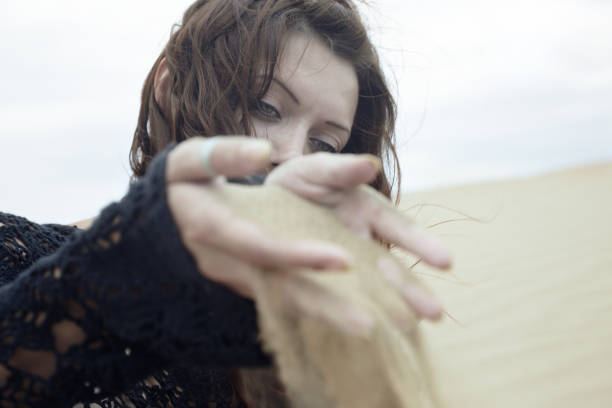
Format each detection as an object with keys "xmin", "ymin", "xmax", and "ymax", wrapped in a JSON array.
[{"xmin": 400, "ymin": 162, "xmax": 612, "ymax": 407}]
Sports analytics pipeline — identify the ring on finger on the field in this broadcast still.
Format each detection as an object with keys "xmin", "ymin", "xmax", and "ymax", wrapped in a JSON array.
[{"xmin": 200, "ymin": 138, "xmax": 220, "ymax": 179}]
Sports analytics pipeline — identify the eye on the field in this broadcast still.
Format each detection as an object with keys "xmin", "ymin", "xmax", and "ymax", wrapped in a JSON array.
[
  {"xmin": 250, "ymin": 100, "xmax": 281, "ymax": 121},
  {"xmin": 309, "ymin": 138, "xmax": 338, "ymax": 153}
]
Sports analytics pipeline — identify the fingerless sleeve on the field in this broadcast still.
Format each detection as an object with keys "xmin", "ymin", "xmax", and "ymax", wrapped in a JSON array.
[{"xmin": 0, "ymin": 146, "xmax": 270, "ymax": 407}]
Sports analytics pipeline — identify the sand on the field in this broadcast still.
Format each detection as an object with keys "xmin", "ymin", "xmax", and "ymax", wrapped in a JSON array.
[
  {"xmin": 221, "ymin": 161, "xmax": 612, "ymax": 407},
  {"xmin": 401, "ymin": 162, "xmax": 612, "ymax": 407}
]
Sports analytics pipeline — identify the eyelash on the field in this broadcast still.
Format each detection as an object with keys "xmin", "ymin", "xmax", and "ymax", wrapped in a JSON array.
[
  {"xmin": 251, "ymin": 100, "xmax": 281, "ymax": 121},
  {"xmin": 309, "ymin": 138, "xmax": 337, "ymax": 153},
  {"xmin": 250, "ymin": 100, "xmax": 339, "ymax": 153}
]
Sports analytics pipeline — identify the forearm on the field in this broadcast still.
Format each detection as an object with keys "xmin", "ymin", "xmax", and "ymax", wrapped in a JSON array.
[{"xmin": 0, "ymin": 147, "xmax": 270, "ymax": 406}]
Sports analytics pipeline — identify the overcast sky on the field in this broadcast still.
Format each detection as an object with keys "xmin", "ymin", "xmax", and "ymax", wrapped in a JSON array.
[{"xmin": 1, "ymin": 0, "xmax": 611, "ymax": 224}]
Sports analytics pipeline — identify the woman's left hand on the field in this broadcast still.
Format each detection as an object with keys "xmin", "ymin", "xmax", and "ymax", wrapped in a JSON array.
[{"xmin": 264, "ymin": 152, "xmax": 451, "ymax": 327}]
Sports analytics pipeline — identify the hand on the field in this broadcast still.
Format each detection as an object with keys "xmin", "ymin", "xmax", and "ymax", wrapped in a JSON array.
[
  {"xmin": 166, "ymin": 137, "xmax": 353, "ymax": 298},
  {"xmin": 265, "ymin": 152, "xmax": 451, "ymax": 327}
]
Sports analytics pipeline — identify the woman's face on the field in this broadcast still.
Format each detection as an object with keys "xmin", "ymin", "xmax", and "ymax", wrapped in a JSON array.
[{"xmin": 251, "ymin": 32, "xmax": 359, "ymax": 166}]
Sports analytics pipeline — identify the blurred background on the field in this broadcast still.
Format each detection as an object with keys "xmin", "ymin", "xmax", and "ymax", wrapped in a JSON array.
[{"xmin": 1, "ymin": 0, "xmax": 610, "ymax": 224}]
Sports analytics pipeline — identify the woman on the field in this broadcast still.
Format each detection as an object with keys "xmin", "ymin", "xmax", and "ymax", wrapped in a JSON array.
[{"xmin": 0, "ymin": 0, "xmax": 450, "ymax": 407}]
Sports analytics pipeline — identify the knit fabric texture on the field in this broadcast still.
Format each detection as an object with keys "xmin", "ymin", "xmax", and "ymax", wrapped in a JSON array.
[{"xmin": 0, "ymin": 146, "xmax": 271, "ymax": 407}]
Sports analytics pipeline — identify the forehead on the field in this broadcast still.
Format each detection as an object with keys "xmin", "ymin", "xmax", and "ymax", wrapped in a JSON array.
[{"xmin": 274, "ymin": 32, "xmax": 359, "ymax": 119}]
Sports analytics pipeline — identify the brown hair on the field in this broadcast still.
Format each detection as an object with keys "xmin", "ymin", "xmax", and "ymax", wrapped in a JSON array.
[
  {"xmin": 130, "ymin": 0, "xmax": 399, "ymax": 200},
  {"xmin": 130, "ymin": 1, "xmax": 399, "ymax": 405}
]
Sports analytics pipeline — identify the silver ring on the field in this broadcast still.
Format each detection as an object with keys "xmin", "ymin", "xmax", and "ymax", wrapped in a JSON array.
[{"xmin": 200, "ymin": 138, "xmax": 219, "ymax": 179}]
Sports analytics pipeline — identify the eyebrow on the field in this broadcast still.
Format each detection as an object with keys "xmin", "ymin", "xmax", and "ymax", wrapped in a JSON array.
[
  {"xmin": 272, "ymin": 78, "xmax": 352, "ymax": 135},
  {"xmin": 325, "ymin": 121, "xmax": 351, "ymax": 135},
  {"xmin": 272, "ymin": 78, "xmax": 301, "ymax": 105}
]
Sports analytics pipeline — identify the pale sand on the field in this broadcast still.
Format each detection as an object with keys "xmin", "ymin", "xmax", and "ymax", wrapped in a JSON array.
[{"xmin": 401, "ymin": 162, "xmax": 612, "ymax": 407}]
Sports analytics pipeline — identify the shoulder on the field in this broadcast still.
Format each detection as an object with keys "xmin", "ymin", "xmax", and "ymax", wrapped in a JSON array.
[{"xmin": 72, "ymin": 217, "xmax": 96, "ymax": 230}]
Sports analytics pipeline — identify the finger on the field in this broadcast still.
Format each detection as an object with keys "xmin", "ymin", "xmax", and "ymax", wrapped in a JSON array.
[
  {"xmin": 279, "ymin": 273, "xmax": 374, "ymax": 338},
  {"xmin": 191, "ymin": 205, "xmax": 353, "ymax": 271},
  {"xmin": 190, "ymin": 244, "xmax": 256, "ymax": 299},
  {"xmin": 267, "ymin": 152, "xmax": 381, "ymax": 191},
  {"xmin": 378, "ymin": 257, "xmax": 443, "ymax": 321},
  {"xmin": 219, "ymin": 217, "xmax": 353, "ymax": 270},
  {"xmin": 167, "ymin": 136, "xmax": 271, "ymax": 183},
  {"xmin": 371, "ymin": 204, "xmax": 452, "ymax": 269},
  {"xmin": 268, "ymin": 175, "xmax": 348, "ymax": 206}
]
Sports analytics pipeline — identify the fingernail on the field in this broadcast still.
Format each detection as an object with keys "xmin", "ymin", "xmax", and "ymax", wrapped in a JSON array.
[
  {"xmin": 362, "ymin": 154, "xmax": 382, "ymax": 173},
  {"xmin": 334, "ymin": 251, "xmax": 354, "ymax": 270},
  {"xmin": 424, "ymin": 235, "xmax": 452, "ymax": 269},
  {"xmin": 402, "ymin": 286, "xmax": 443, "ymax": 320},
  {"xmin": 310, "ymin": 243, "xmax": 353, "ymax": 270},
  {"xmin": 379, "ymin": 257, "xmax": 444, "ymax": 321},
  {"xmin": 244, "ymin": 140, "xmax": 272, "ymax": 161},
  {"xmin": 410, "ymin": 229, "xmax": 452, "ymax": 270}
]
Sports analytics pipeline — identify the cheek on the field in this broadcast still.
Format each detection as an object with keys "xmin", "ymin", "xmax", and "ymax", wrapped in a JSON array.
[
  {"xmin": 234, "ymin": 107, "xmax": 267, "ymax": 139},
  {"xmin": 250, "ymin": 121, "xmax": 286, "ymax": 145},
  {"xmin": 250, "ymin": 118, "xmax": 269, "ymax": 139}
]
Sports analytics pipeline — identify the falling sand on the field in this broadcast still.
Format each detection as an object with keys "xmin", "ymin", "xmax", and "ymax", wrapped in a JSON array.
[{"xmin": 214, "ymin": 161, "xmax": 612, "ymax": 408}]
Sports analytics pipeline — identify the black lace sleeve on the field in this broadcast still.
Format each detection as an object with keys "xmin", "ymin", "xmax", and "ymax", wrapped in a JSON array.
[
  {"xmin": 0, "ymin": 146, "xmax": 271, "ymax": 407},
  {"xmin": 0, "ymin": 213, "xmax": 76, "ymax": 287}
]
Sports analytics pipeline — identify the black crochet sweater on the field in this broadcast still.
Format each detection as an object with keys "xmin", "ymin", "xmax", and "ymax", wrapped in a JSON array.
[{"xmin": 0, "ymin": 147, "xmax": 271, "ymax": 407}]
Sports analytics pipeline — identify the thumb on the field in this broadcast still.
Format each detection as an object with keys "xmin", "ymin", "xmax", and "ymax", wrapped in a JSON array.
[{"xmin": 166, "ymin": 136, "xmax": 271, "ymax": 183}]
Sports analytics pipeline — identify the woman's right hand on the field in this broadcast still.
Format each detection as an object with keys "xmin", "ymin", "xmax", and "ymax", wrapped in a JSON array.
[
  {"xmin": 166, "ymin": 136, "xmax": 353, "ymax": 299},
  {"xmin": 166, "ymin": 136, "xmax": 450, "ymax": 336}
]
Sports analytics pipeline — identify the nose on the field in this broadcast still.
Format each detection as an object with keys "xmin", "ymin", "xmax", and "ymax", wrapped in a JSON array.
[
  {"xmin": 270, "ymin": 146, "xmax": 303, "ymax": 167},
  {"xmin": 268, "ymin": 126, "xmax": 308, "ymax": 167}
]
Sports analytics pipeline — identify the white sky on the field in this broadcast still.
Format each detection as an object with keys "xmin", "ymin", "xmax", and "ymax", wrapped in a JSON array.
[{"xmin": 1, "ymin": 0, "xmax": 611, "ymax": 224}]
